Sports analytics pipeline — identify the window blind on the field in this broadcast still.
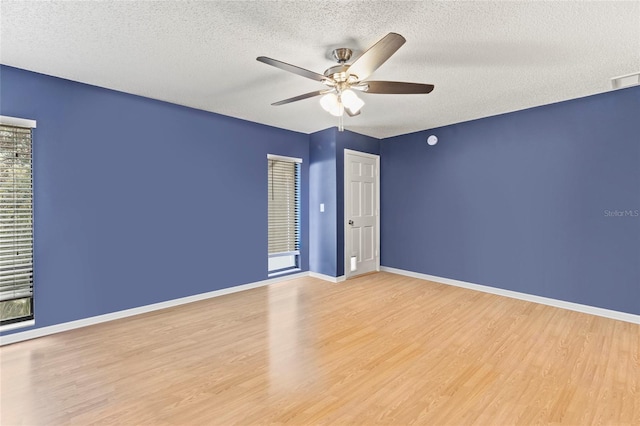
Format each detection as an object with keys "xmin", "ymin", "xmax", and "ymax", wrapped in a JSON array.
[
  {"xmin": 0, "ymin": 124, "xmax": 34, "ymax": 325},
  {"xmin": 268, "ymin": 158, "xmax": 300, "ymax": 255}
]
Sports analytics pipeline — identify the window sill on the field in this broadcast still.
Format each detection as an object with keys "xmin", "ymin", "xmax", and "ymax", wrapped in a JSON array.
[
  {"xmin": 0, "ymin": 319, "xmax": 35, "ymax": 333},
  {"xmin": 268, "ymin": 268, "xmax": 301, "ymax": 278}
]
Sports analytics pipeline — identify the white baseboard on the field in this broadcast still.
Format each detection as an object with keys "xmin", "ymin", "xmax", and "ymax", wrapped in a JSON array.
[
  {"xmin": 0, "ymin": 272, "xmax": 309, "ymax": 346},
  {"xmin": 6, "ymin": 267, "xmax": 635, "ymax": 346},
  {"xmin": 309, "ymin": 272, "xmax": 346, "ymax": 283},
  {"xmin": 380, "ymin": 266, "xmax": 640, "ymax": 325}
]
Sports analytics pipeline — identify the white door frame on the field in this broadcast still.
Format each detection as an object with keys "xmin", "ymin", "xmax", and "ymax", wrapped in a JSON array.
[{"xmin": 344, "ymin": 149, "xmax": 380, "ymax": 279}]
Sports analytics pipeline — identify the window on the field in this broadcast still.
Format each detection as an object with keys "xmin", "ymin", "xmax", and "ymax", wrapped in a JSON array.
[
  {"xmin": 0, "ymin": 117, "xmax": 35, "ymax": 329},
  {"xmin": 267, "ymin": 154, "xmax": 301, "ymax": 275}
]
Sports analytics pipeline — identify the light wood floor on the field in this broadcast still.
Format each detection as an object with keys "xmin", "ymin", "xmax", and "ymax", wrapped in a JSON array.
[{"xmin": 1, "ymin": 272, "xmax": 639, "ymax": 425}]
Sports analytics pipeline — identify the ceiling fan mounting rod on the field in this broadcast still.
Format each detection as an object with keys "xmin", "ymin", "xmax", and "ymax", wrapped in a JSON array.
[{"xmin": 332, "ymin": 48, "xmax": 353, "ymax": 63}]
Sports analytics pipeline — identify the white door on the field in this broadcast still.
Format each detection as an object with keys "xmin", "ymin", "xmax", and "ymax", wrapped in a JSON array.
[{"xmin": 345, "ymin": 149, "xmax": 379, "ymax": 278}]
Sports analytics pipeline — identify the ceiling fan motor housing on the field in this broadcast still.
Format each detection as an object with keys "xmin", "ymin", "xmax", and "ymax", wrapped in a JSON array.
[
  {"xmin": 324, "ymin": 64, "xmax": 351, "ymax": 83},
  {"xmin": 326, "ymin": 48, "xmax": 356, "ymax": 83}
]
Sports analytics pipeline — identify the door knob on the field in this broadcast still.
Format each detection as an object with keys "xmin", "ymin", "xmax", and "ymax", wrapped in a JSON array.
[{"xmin": 348, "ymin": 220, "xmax": 354, "ymax": 225}]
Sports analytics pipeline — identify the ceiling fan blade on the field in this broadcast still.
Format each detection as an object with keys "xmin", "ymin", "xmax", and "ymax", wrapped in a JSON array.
[
  {"xmin": 271, "ymin": 90, "xmax": 327, "ymax": 106},
  {"xmin": 363, "ymin": 81, "xmax": 434, "ymax": 94},
  {"xmin": 257, "ymin": 56, "xmax": 326, "ymax": 82},
  {"xmin": 347, "ymin": 33, "xmax": 406, "ymax": 81}
]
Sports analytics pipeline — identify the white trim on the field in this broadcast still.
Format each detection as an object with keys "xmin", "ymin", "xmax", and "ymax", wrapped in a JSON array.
[
  {"xmin": 0, "ymin": 319, "xmax": 35, "ymax": 333},
  {"xmin": 309, "ymin": 271, "xmax": 346, "ymax": 283},
  {"xmin": 380, "ymin": 266, "xmax": 640, "ymax": 325},
  {"xmin": 0, "ymin": 115, "xmax": 37, "ymax": 128},
  {"xmin": 344, "ymin": 149, "xmax": 380, "ymax": 279},
  {"xmin": 267, "ymin": 154, "xmax": 302, "ymax": 163},
  {"xmin": 0, "ymin": 272, "xmax": 309, "ymax": 346}
]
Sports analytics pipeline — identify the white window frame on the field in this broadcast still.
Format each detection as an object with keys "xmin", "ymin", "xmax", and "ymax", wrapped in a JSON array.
[
  {"xmin": 267, "ymin": 154, "xmax": 302, "ymax": 277},
  {"xmin": 0, "ymin": 115, "xmax": 36, "ymax": 332}
]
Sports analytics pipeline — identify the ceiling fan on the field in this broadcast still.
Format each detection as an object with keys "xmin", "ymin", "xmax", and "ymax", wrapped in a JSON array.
[{"xmin": 257, "ymin": 32, "xmax": 434, "ymax": 130}]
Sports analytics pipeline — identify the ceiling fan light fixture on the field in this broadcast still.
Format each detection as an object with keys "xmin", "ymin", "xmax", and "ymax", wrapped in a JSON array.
[
  {"xmin": 320, "ymin": 93, "xmax": 343, "ymax": 116},
  {"xmin": 341, "ymin": 89, "xmax": 364, "ymax": 114}
]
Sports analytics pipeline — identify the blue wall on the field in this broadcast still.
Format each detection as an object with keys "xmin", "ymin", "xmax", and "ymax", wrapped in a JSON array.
[
  {"xmin": 381, "ymin": 86, "xmax": 640, "ymax": 315},
  {"xmin": 309, "ymin": 128, "xmax": 380, "ymax": 277},
  {"xmin": 2, "ymin": 63, "xmax": 637, "ymax": 338},
  {"xmin": 0, "ymin": 65, "xmax": 309, "ymax": 334},
  {"xmin": 309, "ymin": 128, "xmax": 338, "ymax": 277}
]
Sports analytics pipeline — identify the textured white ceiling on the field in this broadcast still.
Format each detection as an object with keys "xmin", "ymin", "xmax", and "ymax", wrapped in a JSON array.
[{"xmin": 1, "ymin": 1, "xmax": 639, "ymax": 139}]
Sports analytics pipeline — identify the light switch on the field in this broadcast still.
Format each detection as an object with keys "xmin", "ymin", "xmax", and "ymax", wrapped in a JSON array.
[{"xmin": 320, "ymin": 203, "xmax": 325, "ymax": 212}]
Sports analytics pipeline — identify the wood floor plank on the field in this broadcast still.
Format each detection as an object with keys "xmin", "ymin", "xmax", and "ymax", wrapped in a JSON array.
[{"xmin": 1, "ymin": 272, "xmax": 639, "ymax": 424}]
